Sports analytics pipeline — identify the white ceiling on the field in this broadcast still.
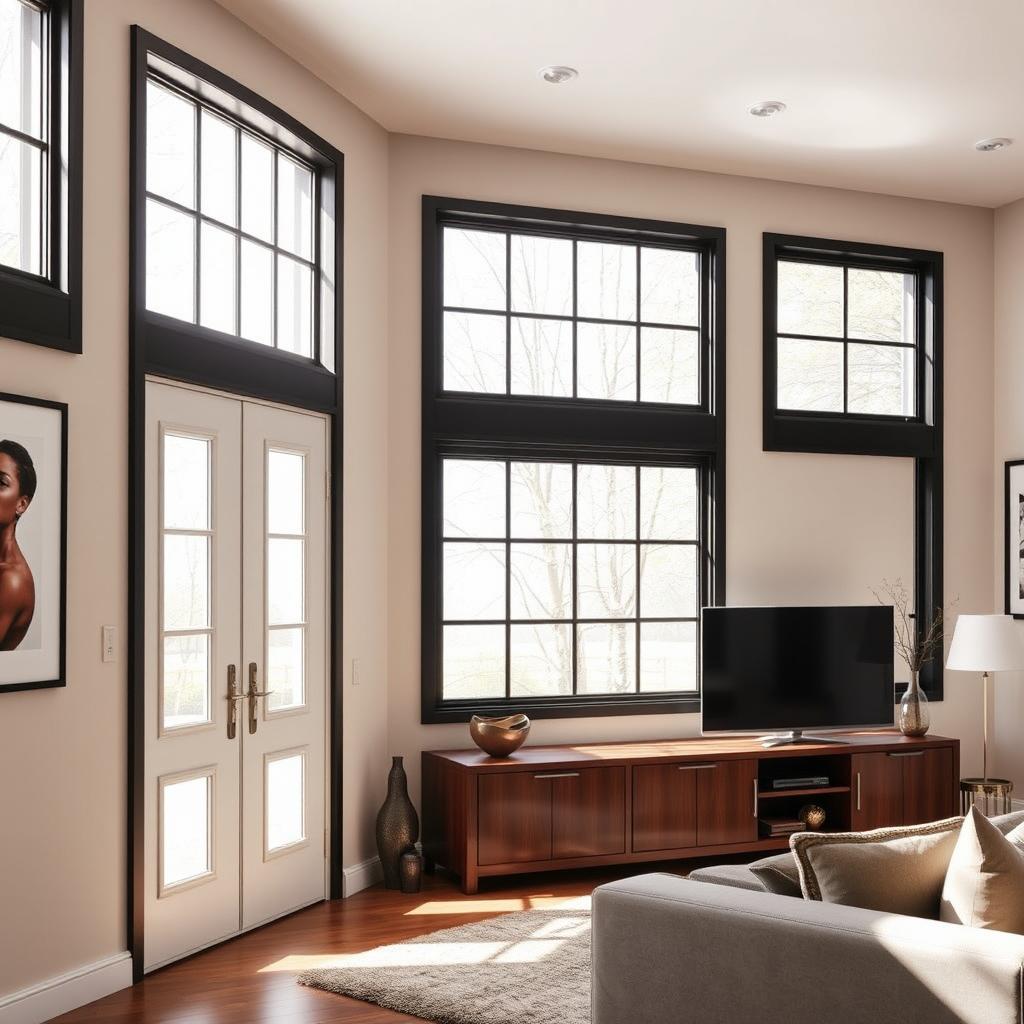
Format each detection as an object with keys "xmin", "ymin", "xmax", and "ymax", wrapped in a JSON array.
[{"xmin": 215, "ymin": 0, "xmax": 1024, "ymax": 208}]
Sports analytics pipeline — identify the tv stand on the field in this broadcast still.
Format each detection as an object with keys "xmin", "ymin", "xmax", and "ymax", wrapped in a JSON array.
[{"xmin": 759, "ymin": 729, "xmax": 849, "ymax": 749}]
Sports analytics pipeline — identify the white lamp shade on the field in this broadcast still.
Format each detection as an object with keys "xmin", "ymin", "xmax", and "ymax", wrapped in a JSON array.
[{"xmin": 946, "ymin": 614, "xmax": 1024, "ymax": 672}]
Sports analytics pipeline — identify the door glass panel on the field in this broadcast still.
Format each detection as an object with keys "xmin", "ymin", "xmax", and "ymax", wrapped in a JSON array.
[
  {"xmin": 161, "ymin": 771, "xmax": 212, "ymax": 891},
  {"xmin": 163, "ymin": 435, "xmax": 210, "ymax": 531},
  {"xmin": 268, "ymin": 537, "xmax": 304, "ymax": 625},
  {"xmin": 163, "ymin": 534, "xmax": 210, "ymax": 630},
  {"xmin": 266, "ymin": 751, "xmax": 306, "ymax": 853},
  {"xmin": 163, "ymin": 633, "xmax": 210, "ymax": 729},
  {"xmin": 267, "ymin": 627, "xmax": 304, "ymax": 711},
  {"xmin": 267, "ymin": 450, "xmax": 304, "ymax": 534}
]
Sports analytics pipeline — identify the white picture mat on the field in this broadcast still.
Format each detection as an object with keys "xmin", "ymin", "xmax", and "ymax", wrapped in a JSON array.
[{"xmin": 0, "ymin": 398, "xmax": 63, "ymax": 685}]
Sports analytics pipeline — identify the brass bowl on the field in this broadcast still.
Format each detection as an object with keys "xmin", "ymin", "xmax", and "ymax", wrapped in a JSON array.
[{"xmin": 469, "ymin": 714, "xmax": 531, "ymax": 758}]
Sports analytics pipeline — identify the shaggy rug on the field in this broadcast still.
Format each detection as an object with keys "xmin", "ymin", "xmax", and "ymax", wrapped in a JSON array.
[{"xmin": 298, "ymin": 896, "xmax": 591, "ymax": 1024}]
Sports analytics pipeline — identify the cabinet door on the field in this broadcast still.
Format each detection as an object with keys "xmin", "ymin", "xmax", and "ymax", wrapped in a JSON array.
[
  {"xmin": 902, "ymin": 748, "xmax": 955, "ymax": 824},
  {"xmin": 632, "ymin": 764, "xmax": 698, "ymax": 852},
  {"xmin": 851, "ymin": 752, "xmax": 903, "ymax": 830},
  {"xmin": 551, "ymin": 767, "xmax": 626, "ymax": 859},
  {"xmin": 697, "ymin": 758, "xmax": 758, "ymax": 846},
  {"xmin": 478, "ymin": 773, "xmax": 552, "ymax": 866}
]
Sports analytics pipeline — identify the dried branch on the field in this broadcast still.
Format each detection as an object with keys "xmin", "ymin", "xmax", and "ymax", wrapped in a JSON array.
[{"xmin": 870, "ymin": 577, "xmax": 952, "ymax": 674}]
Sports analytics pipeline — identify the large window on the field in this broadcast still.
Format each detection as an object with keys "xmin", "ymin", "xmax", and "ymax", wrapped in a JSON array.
[
  {"xmin": 0, "ymin": 0, "xmax": 81, "ymax": 351},
  {"xmin": 423, "ymin": 198, "xmax": 725, "ymax": 722}
]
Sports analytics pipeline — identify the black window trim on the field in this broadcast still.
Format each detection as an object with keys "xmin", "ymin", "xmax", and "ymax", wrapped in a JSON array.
[
  {"xmin": 0, "ymin": 0, "xmax": 83, "ymax": 353},
  {"xmin": 422, "ymin": 196, "xmax": 726, "ymax": 723},
  {"xmin": 763, "ymin": 232, "xmax": 944, "ymax": 702}
]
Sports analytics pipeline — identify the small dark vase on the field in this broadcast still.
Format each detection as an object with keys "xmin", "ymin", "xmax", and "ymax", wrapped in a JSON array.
[
  {"xmin": 375, "ymin": 756, "xmax": 419, "ymax": 889},
  {"xmin": 400, "ymin": 848, "xmax": 423, "ymax": 894}
]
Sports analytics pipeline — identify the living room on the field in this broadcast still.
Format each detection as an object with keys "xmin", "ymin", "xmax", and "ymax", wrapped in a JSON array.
[{"xmin": 2, "ymin": 1, "xmax": 1023, "ymax": 1022}]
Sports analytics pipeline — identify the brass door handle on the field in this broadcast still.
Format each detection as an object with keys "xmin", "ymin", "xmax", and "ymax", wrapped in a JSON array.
[
  {"xmin": 247, "ymin": 662, "xmax": 274, "ymax": 734},
  {"xmin": 226, "ymin": 665, "xmax": 240, "ymax": 739}
]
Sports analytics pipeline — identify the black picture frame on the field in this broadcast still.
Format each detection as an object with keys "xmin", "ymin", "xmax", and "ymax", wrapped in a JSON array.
[
  {"xmin": 1004, "ymin": 459, "xmax": 1024, "ymax": 619},
  {"xmin": 0, "ymin": 391, "xmax": 68, "ymax": 692}
]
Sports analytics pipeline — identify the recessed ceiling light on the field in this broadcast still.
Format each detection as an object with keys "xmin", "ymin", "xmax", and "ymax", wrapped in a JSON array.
[
  {"xmin": 749, "ymin": 100, "xmax": 787, "ymax": 118},
  {"xmin": 975, "ymin": 137, "xmax": 1013, "ymax": 152},
  {"xmin": 539, "ymin": 65, "xmax": 578, "ymax": 85}
]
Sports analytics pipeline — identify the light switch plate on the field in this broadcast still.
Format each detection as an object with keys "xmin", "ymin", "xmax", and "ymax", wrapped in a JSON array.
[{"xmin": 102, "ymin": 625, "xmax": 116, "ymax": 663}]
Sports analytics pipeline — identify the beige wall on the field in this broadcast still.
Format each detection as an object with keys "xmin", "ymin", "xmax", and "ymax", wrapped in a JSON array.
[
  {"xmin": 993, "ymin": 198, "xmax": 1024, "ymax": 785},
  {"xmin": 0, "ymin": 0, "xmax": 389, "ymax": 1000},
  {"xmin": 387, "ymin": 134, "xmax": 995, "ymax": 812}
]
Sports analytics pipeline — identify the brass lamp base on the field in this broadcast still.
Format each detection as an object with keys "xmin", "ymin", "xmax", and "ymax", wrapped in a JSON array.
[{"xmin": 960, "ymin": 777, "xmax": 1014, "ymax": 816}]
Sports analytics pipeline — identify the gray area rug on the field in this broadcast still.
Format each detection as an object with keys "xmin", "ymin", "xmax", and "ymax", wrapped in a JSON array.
[{"xmin": 298, "ymin": 896, "xmax": 591, "ymax": 1024}]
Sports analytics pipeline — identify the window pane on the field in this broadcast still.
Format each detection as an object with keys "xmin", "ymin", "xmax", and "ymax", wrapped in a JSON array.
[
  {"xmin": 848, "ymin": 343, "xmax": 915, "ymax": 417},
  {"xmin": 163, "ymin": 434, "xmax": 210, "ymax": 531},
  {"xmin": 640, "ymin": 327, "xmax": 699, "ymax": 404},
  {"xmin": 510, "ymin": 461, "xmax": 572, "ymax": 539},
  {"xmin": 848, "ymin": 268, "xmax": 914, "ymax": 343},
  {"xmin": 577, "ymin": 241, "xmax": 636, "ymax": 320},
  {"xmin": 240, "ymin": 239, "xmax": 273, "ymax": 346},
  {"xmin": 147, "ymin": 82, "xmax": 196, "ymax": 208},
  {"xmin": 162, "ymin": 773, "xmax": 211, "ymax": 889},
  {"xmin": 0, "ymin": 134, "xmax": 42, "ymax": 274},
  {"xmin": 443, "ymin": 542, "xmax": 505, "ymax": 620},
  {"xmin": 241, "ymin": 132, "xmax": 274, "ymax": 242},
  {"xmin": 200, "ymin": 110, "xmax": 237, "ymax": 226},
  {"xmin": 641, "ymin": 466, "xmax": 697, "ymax": 541},
  {"xmin": 511, "ymin": 623, "xmax": 572, "ymax": 697},
  {"xmin": 266, "ymin": 753, "xmax": 305, "ymax": 851},
  {"xmin": 640, "ymin": 622, "xmax": 697, "ymax": 692},
  {"xmin": 443, "ymin": 227, "xmax": 506, "ymax": 311},
  {"xmin": 777, "ymin": 261, "xmax": 843, "ymax": 337},
  {"xmin": 577, "ymin": 463, "xmax": 635, "ymax": 539},
  {"xmin": 146, "ymin": 199, "xmax": 195, "ymax": 321},
  {"xmin": 510, "ymin": 234, "xmax": 571, "ymax": 315},
  {"xmin": 640, "ymin": 544, "xmax": 696, "ymax": 617},
  {"xmin": 163, "ymin": 534, "xmax": 210, "ymax": 630},
  {"xmin": 510, "ymin": 543, "xmax": 572, "ymax": 619},
  {"xmin": 443, "ymin": 624, "xmax": 505, "ymax": 699},
  {"xmin": 577, "ymin": 322, "xmax": 636, "ymax": 401},
  {"xmin": 268, "ymin": 537, "xmax": 304, "ymax": 625},
  {"xmin": 641, "ymin": 247, "xmax": 698, "ymax": 326},
  {"xmin": 577, "ymin": 622, "xmax": 635, "ymax": 694},
  {"xmin": 277, "ymin": 154, "xmax": 313, "ymax": 260},
  {"xmin": 0, "ymin": 0, "xmax": 43, "ymax": 137},
  {"xmin": 510, "ymin": 318, "xmax": 572, "ymax": 397},
  {"xmin": 777, "ymin": 336, "xmax": 843, "ymax": 412},
  {"xmin": 268, "ymin": 627, "xmax": 304, "ymax": 710},
  {"xmin": 277, "ymin": 254, "xmax": 313, "ymax": 357},
  {"xmin": 443, "ymin": 459, "xmax": 505, "ymax": 539},
  {"xmin": 577, "ymin": 543, "xmax": 635, "ymax": 618},
  {"xmin": 200, "ymin": 222, "xmax": 237, "ymax": 335},
  {"xmin": 443, "ymin": 311, "xmax": 506, "ymax": 393},
  {"xmin": 268, "ymin": 449, "xmax": 305, "ymax": 535},
  {"xmin": 162, "ymin": 633, "xmax": 210, "ymax": 729}
]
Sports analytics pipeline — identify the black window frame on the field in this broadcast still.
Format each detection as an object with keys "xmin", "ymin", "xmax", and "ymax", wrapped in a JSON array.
[
  {"xmin": 763, "ymin": 233, "xmax": 944, "ymax": 701},
  {"xmin": 0, "ymin": 0, "xmax": 82, "ymax": 353},
  {"xmin": 422, "ymin": 196, "xmax": 726, "ymax": 723}
]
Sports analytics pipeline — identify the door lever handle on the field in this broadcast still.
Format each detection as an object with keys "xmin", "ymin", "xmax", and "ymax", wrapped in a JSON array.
[
  {"xmin": 247, "ymin": 662, "xmax": 274, "ymax": 734},
  {"xmin": 226, "ymin": 664, "xmax": 241, "ymax": 739}
]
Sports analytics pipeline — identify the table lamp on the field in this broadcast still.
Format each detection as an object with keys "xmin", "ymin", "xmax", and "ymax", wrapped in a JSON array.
[{"xmin": 946, "ymin": 613, "xmax": 1024, "ymax": 813}]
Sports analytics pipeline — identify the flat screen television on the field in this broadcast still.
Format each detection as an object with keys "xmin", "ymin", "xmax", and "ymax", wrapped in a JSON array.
[{"xmin": 701, "ymin": 605, "xmax": 894, "ymax": 744}]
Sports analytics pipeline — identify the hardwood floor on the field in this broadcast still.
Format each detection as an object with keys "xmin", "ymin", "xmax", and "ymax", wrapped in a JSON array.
[{"xmin": 51, "ymin": 859, "xmax": 730, "ymax": 1023}]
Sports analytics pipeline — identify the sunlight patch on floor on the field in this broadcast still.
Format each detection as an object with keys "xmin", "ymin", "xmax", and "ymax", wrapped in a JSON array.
[{"xmin": 404, "ymin": 894, "xmax": 590, "ymax": 916}]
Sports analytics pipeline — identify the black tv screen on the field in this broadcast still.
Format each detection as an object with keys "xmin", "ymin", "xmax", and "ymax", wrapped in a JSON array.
[{"xmin": 701, "ymin": 606, "xmax": 894, "ymax": 734}]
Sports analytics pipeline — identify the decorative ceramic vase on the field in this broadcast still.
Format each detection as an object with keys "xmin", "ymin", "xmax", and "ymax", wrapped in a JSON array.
[
  {"xmin": 399, "ymin": 848, "xmax": 423, "ymax": 894},
  {"xmin": 469, "ymin": 714, "xmax": 531, "ymax": 758},
  {"xmin": 375, "ymin": 757, "xmax": 419, "ymax": 889},
  {"xmin": 899, "ymin": 670, "xmax": 930, "ymax": 737}
]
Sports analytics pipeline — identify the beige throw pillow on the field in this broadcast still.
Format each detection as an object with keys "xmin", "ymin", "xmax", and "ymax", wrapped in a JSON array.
[
  {"xmin": 748, "ymin": 852, "xmax": 802, "ymax": 897},
  {"xmin": 790, "ymin": 816, "xmax": 963, "ymax": 918},
  {"xmin": 940, "ymin": 805, "xmax": 1024, "ymax": 933}
]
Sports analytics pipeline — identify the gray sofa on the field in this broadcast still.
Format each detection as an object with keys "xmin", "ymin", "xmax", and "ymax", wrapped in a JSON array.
[{"xmin": 591, "ymin": 816, "xmax": 1024, "ymax": 1024}]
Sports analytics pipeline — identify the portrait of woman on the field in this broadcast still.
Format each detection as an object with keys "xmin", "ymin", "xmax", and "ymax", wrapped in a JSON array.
[{"xmin": 0, "ymin": 439, "xmax": 37, "ymax": 651}]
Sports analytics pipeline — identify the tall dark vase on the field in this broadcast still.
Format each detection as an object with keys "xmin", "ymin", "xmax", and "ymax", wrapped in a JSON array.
[{"xmin": 375, "ymin": 756, "xmax": 419, "ymax": 889}]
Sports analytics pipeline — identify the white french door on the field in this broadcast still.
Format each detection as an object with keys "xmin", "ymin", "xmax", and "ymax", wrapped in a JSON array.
[{"xmin": 144, "ymin": 379, "xmax": 329, "ymax": 971}]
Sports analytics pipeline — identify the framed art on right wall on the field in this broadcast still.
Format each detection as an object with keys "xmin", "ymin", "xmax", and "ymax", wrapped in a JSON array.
[{"xmin": 1005, "ymin": 459, "xmax": 1024, "ymax": 619}]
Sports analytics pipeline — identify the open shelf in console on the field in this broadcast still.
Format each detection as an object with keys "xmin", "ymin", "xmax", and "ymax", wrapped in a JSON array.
[{"xmin": 757, "ymin": 754, "xmax": 853, "ymax": 833}]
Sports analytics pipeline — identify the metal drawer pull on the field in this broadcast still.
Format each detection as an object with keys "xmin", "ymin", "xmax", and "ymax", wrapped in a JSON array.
[
  {"xmin": 856, "ymin": 771, "xmax": 862, "ymax": 811},
  {"xmin": 678, "ymin": 763, "xmax": 717, "ymax": 771},
  {"xmin": 753, "ymin": 777, "xmax": 758, "ymax": 818},
  {"xmin": 533, "ymin": 772, "xmax": 580, "ymax": 779},
  {"xmin": 888, "ymin": 751, "xmax": 925, "ymax": 758}
]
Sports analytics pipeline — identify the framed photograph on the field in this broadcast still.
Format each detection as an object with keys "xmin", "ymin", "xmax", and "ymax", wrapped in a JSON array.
[{"xmin": 0, "ymin": 393, "xmax": 67, "ymax": 692}]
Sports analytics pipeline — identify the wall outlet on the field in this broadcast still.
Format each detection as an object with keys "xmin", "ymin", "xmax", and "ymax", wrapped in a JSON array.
[
  {"xmin": 102, "ymin": 625, "xmax": 116, "ymax": 663},
  {"xmin": 351, "ymin": 658, "xmax": 361, "ymax": 686}
]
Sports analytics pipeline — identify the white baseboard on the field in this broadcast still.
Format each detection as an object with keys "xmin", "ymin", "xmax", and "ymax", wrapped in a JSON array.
[
  {"xmin": 0, "ymin": 952, "xmax": 132, "ymax": 1024},
  {"xmin": 343, "ymin": 855, "xmax": 383, "ymax": 897}
]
